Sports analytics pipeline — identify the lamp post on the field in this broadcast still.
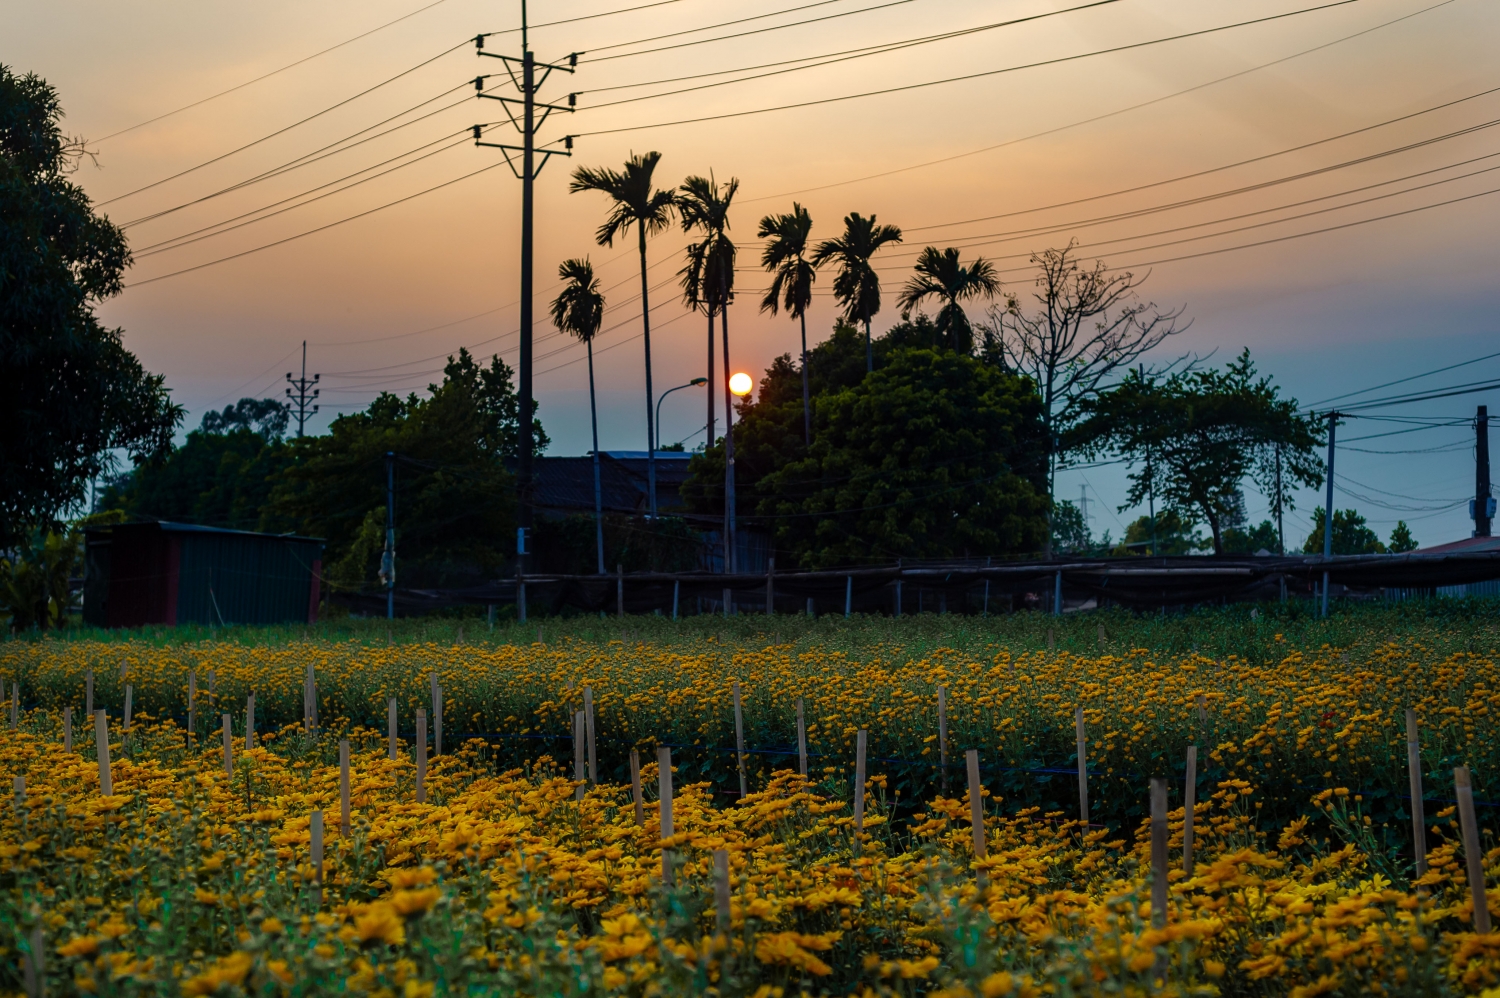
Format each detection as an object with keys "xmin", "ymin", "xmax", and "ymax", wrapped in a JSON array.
[
  {"xmin": 655, "ymin": 378, "xmax": 709, "ymax": 451},
  {"xmin": 725, "ymin": 371, "xmax": 754, "ymax": 572}
]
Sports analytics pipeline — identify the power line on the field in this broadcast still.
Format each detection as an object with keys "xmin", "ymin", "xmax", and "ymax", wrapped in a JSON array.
[
  {"xmin": 479, "ymin": 0, "xmax": 695, "ymax": 39},
  {"xmin": 95, "ymin": 0, "xmax": 456, "ymax": 142},
  {"xmin": 741, "ymin": 0, "xmax": 1458, "ymax": 203},
  {"xmin": 582, "ymin": 0, "xmax": 919, "ymax": 61},
  {"xmin": 98, "ymin": 41, "xmax": 468, "ymax": 206},
  {"xmin": 571, "ymin": 0, "xmax": 1371, "ymax": 137},
  {"xmin": 577, "ymin": 0, "xmax": 1118, "ymax": 112},
  {"xmin": 1309, "ymin": 349, "xmax": 1500, "ymax": 407},
  {"xmin": 122, "ymin": 160, "xmax": 505, "ymax": 287}
]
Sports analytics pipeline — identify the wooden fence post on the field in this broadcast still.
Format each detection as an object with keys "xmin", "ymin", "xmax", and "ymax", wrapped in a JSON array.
[
  {"xmin": 937, "ymin": 686, "xmax": 949, "ymax": 792},
  {"xmin": 1075, "ymin": 706, "xmax": 1089, "ymax": 826},
  {"xmin": 1048, "ymin": 627, "xmax": 1055, "ymax": 652},
  {"xmin": 309, "ymin": 810, "xmax": 324, "ymax": 901},
  {"xmin": 64, "ymin": 707, "xmax": 73, "ymax": 753},
  {"xmin": 722, "ymin": 586, "xmax": 731, "ymax": 618},
  {"xmin": 714, "ymin": 849, "xmax": 731, "ymax": 936},
  {"xmin": 1195, "ymin": 694, "xmax": 1207, "ymax": 726},
  {"xmin": 306, "ymin": 664, "xmax": 318, "ymax": 734},
  {"xmin": 573, "ymin": 711, "xmax": 585, "ymax": 802},
  {"xmin": 844, "ymin": 576, "xmax": 852, "ymax": 618},
  {"xmin": 1455, "ymin": 765, "xmax": 1491, "ymax": 933},
  {"xmin": 733, "ymin": 681, "xmax": 748, "ymax": 798},
  {"xmin": 387, "ymin": 698, "xmax": 398, "ymax": 761},
  {"xmin": 415, "ymin": 709, "xmax": 427, "ymax": 804},
  {"xmin": 85, "ymin": 670, "xmax": 93, "ymax": 719},
  {"xmin": 431, "ymin": 673, "xmax": 443, "ymax": 756},
  {"xmin": 94, "ymin": 710, "xmax": 112, "ymax": 796},
  {"xmin": 222, "ymin": 714, "xmax": 233, "ymax": 778},
  {"xmin": 853, "ymin": 729, "xmax": 868, "ymax": 833},
  {"xmin": 795, "ymin": 697, "xmax": 808, "ymax": 778},
  {"xmin": 1184, "ymin": 745, "xmax": 1198, "ymax": 876},
  {"xmin": 584, "ymin": 687, "xmax": 597, "ymax": 785},
  {"xmin": 630, "ymin": 748, "xmax": 644, "ymax": 825},
  {"xmin": 10, "ymin": 682, "xmax": 18, "ymax": 731},
  {"xmin": 658, "ymin": 746, "xmax": 674, "ymax": 886},
  {"xmin": 22, "ymin": 921, "xmax": 41, "ymax": 998},
  {"xmin": 1151, "ymin": 777, "xmax": 1168, "ymax": 929},
  {"xmin": 14, "ymin": 775, "xmax": 24, "ymax": 808},
  {"xmin": 339, "ymin": 739, "xmax": 351, "ymax": 837},
  {"xmin": 188, "ymin": 671, "xmax": 196, "ymax": 740},
  {"xmin": 967, "ymin": 749, "xmax": 986, "ymax": 882},
  {"xmin": 123, "ymin": 685, "xmax": 132, "ymax": 734},
  {"xmin": 766, "ymin": 557, "xmax": 774, "ymax": 615},
  {"xmin": 244, "ymin": 692, "xmax": 255, "ymax": 750},
  {"xmin": 1406, "ymin": 709, "xmax": 1427, "ymax": 878},
  {"xmin": 617, "ymin": 565, "xmax": 625, "ymax": 618}
]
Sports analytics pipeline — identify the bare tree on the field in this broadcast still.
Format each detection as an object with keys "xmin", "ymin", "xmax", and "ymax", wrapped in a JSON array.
[{"xmin": 984, "ymin": 242, "xmax": 1190, "ymax": 550}]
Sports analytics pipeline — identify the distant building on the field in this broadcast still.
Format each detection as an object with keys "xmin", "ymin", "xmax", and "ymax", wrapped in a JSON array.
[
  {"xmin": 531, "ymin": 451, "xmax": 694, "ymax": 515},
  {"xmin": 1415, "ymin": 535, "xmax": 1500, "ymax": 598},
  {"xmin": 84, "ymin": 521, "xmax": 323, "ymax": 628}
]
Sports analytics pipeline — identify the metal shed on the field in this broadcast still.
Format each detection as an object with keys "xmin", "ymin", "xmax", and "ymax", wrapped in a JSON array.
[{"xmin": 83, "ymin": 522, "xmax": 323, "ymax": 628}]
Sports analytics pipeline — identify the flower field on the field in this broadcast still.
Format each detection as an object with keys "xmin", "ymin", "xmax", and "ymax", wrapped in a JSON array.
[{"xmin": 0, "ymin": 605, "xmax": 1498, "ymax": 994}]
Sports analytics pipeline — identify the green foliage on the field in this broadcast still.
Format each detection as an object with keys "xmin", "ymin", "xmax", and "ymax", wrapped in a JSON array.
[
  {"xmin": 199, "ymin": 396, "xmax": 289, "ymax": 438},
  {"xmin": 1116, "ymin": 510, "xmax": 1203, "ymax": 555},
  {"xmin": 1303, "ymin": 507, "xmax": 1386, "ymax": 555},
  {"xmin": 1050, "ymin": 500, "xmax": 1092, "ymax": 555},
  {"xmin": 266, "ymin": 350, "xmax": 542, "ymax": 590},
  {"xmin": 1068, "ymin": 349, "xmax": 1323, "ymax": 554},
  {"xmin": 895, "ymin": 246, "xmax": 1000, "ymax": 353},
  {"xmin": 0, "ymin": 64, "xmax": 181, "ymax": 546},
  {"xmin": 0, "ymin": 528, "xmax": 78, "ymax": 630},
  {"xmin": 1221, "ymin": 518, "xmax": 1280, "ymax": 554},
  {"xmin": 1389, "ymin": 520, "xmax": 1418, "ymax": 553}
]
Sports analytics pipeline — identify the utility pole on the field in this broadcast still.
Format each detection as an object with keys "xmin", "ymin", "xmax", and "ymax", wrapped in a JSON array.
[
  {"xmin": 1078, "ymin": 485, "xmax": 1091, "ymax": 543},
  {"xmin": 473, "ymin": 3, "xmax": 575, "ymax": 577},
  {"xmin": 1321, "ymin": 412, "xmax": 1339, "ymax": 618},
  {"xmin": 380, "ymin": 452, "xmax": 396, "ymax": 620},
  {"xmin": 285, "ymin": 340, "xmax": 320, "ymax": 438},
  {"xmin": 1475, "ymin": 405, "xmax": 1493, "ymax": 537}
]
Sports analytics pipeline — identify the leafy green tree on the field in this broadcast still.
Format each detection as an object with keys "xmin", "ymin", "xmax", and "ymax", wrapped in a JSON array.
[
  {"xmin": 1222, "ymin": 520, "xmax": 1280, "ymax": 554},
  {"xmin": 1389, "ymin": 520, "xmax": 1418, "ymax": 553},
  {"xmin": 1051, "ymin": 500, "xmax": 1092, "ymax": 555},
  {"xmin": 758, "ymin": 203, "xmax": 817, "ymax": 445},
  {"xmin": 1302, "ymin": 507, "xmax": 1386, "ymax": 555},
  {"xmin": 1068, "ymin": 350, "xmax": 1323, "ymax": 554},
  {"xmin": 570, "ymin": 152, "xmax": 678, "ymax": 517},
  {"xmin": 200, "ymin": 397, "xmax": 289, "ymax": 438},
  {"xmin": 0, "ymin": 528, "xmax": 79, "ymax": 631},
  {"xmin": 896, "ymin": 247, "xmax": 1000, "ymax": 354},
  {"xmin": 812, "ymin": 213, "xmax": 903, "ymax": 373},
  {"xmin": 1115, "ymin": 510, "xmax": 1203, "ymax": 555},
  {"xmin": 0, "ymin": 65, "xmax": 181, "ymax": 546},
  {"xmin": 266, "ymin": 350, "xmax": 542, "ymax": 590}
]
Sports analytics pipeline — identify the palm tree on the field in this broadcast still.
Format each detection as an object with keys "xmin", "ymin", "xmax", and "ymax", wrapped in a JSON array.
[
  {"xmin": 678, "ymin": 174, "xmax": 740, "ymax": 570},
  {"xmin": 758, "ymin": 203, "xmax": 817, "ymax": 445},
  {"xmin": 569, "ymin": 152, "xmax": 678, "ymax": 518},
  {"xmin": 549, "ymin": 258, "xmax": 606, "ymax": 575},
  {"xmin": 896, "ymin": 246, "xmax": 1001, "ymax": 354},
  {"xmin": 678, "ymin": 238, "xmax": 718, "ymax": 455},
  {"xmin": 811, "ymin": 212, "xmax": 903, "ymax": 373}
]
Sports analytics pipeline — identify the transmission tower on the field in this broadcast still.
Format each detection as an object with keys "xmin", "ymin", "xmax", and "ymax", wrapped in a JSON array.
[
  {"xmin": 285, "ymin": 340, "xmax": 320, "ymax": 438},
  {"xmin": 473, "ymin": 2, "xmax": 575, "ymax": 574}
]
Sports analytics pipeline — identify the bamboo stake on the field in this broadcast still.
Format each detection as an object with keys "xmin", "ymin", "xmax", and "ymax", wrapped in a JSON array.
[
  {"xmin": 658, "ymin": 746, "xmax": 674, "ymax": 885},
  {"xmin": 714, "ymin": 849, "xmax": 731, "ymax": 936},
  {"xmin": 222, "ymin": 714, "xmax": 233, "ymax": 778},
  {"xmin": 853, "ymin": 729, "xmax": 868, "ymax": 833},
  {"xmin": 431, "ymin": 673, "xmax": 443, "ymax": 756},
  {"xmin": 9, "ymin": 682, "xmax": 17, "ymax": 730},
  {"xmin": 937, "ymin": 686, "xmax": 949, "ymax": 792},
  {"xmin": 1151, "ymin": 777, "xmax": 1168, "ymax": 929},
  {"xmin": 188, "ymin": 671, "xmax": 196, "ymax": 740},
  {"xmin": 94, "ymin": 711, "xmax": 112, "ymax": 796},
  {"xmin": 306, "ymin": 663, "xmax": 318, "ymax": 733},
  {"xmin": 22, "ymin": 921, "xmax": 41, "ymax": 998},
  {"xmin": 244, "ymin": 692, "xmax": 255, "ymax": 750},
  {"xmin": 795, "ymin": 698, "xmax": 807, "ymax": 778},
  {"xmin": 1183, "ymin": 745, "xmax": 1198, "ymax": 877},
  {"xmin": 573, "ymin": 711, "xmax": 585, "ymax": 802},
  {"xmin": 1455, "ymin": 765, "xmax": 1491, "ymax": 933},
  {"xmin": 123, "ymin": 685, "xmax": 132, "ymax": 733},
  {"xmin": 1047, "ymin": 627, "xmax": 1055, "ymax": 653},
  {"xmin": 1406, "ymin": 709, "xmax": 1427, "ymax": 878},
  {"xmin": 14, "ymin": 775, "xmax": 25, "ymax": 807},
  {"xmin": 1075, "ymin": 706, "xmax": 1089, "ymax": 826},
  {"xmin": 415, "ymin": 710, "xmax": 427, "ymax": 804},
  {"xmin": 584, "ymin": 686, "xmax": 597, "ymax": 785},
  {"xmin": 387, "ymin": 698, "xmax": 398, "ymax": 761},
  {"xmin": 63, "ymin": 708, "xmax": 72, "ymax": 753},
  {"xmin": 85, "ymin": 670, "xmax": 93, "ymax": 719},
  {"xmin": 966, "ymin": 749, "xmax": 986, "ymax": 876},
  {"xmin": 339, "ymin": 739, "xmax": 351, "ymax": 837},
  {"xmin": 733, "ymin": 681, "xmax": 747, "ymax": 798},
  {"xmin": 617, "ymin": 564, "xmax": 625, "ymax": 618},
  {"xmin": 630, "ymin": 748, "xmax": 644, "ymax": 825},
  {"xmin": 1196, "ymin": 694, "xmax": 1207, "ymax": 726}
]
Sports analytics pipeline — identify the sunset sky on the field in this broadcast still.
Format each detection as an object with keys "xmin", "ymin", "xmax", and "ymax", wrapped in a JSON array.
[{"xmin": 8, "ymin": 0, "xmax": 1500, "ymax": 549}]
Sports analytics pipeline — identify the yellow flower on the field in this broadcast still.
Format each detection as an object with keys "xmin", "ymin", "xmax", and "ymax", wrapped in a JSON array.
[
  {"xmin": 981, "ymin": 972, "xmax": 1015, "ymax": 997},
  {"xmin": 390, "ymin": 887, "xmax": 441, "ymax": 917},
  {"xmin": 260, "ymin": 917, "xmax": 285, "ymax": 935},
  {"xmin": 181, "ymin": 952, "xmax": 254, "ymax": 996},
  {"xmin": 56, "ymin": 936, "xmax": 100, "ymax": 958},
  {"xmin": 351, "ymin": 902, "xmax": 406, "ymax": 947}
]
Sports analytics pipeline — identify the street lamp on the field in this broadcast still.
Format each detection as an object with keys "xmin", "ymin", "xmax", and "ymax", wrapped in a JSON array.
[{"xmin": 655, "ymin": 377, "xmax": 709, "ymax": 451}]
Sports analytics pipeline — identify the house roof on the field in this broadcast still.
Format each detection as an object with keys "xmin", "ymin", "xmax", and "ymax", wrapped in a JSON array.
[
  {"xmin": 85, "ymin": 520, "xmax": 324, "ymax": 544},
  {"xmin": 1418, "ymin": 534, "xmax": 1500, "ymax": 554}
]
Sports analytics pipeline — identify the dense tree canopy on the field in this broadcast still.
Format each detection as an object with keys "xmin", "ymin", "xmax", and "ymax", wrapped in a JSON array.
[
  {"xmin": 1302, "ymin": 507, "xmax": 1387, "ymax": 556},
  {"xmin": 0, "ymin": 65, "xmax": 181, "ymax": 546},
  {"xmin": 683, "ymin": 317, "xmax": 1049, "ymax": 567}
]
